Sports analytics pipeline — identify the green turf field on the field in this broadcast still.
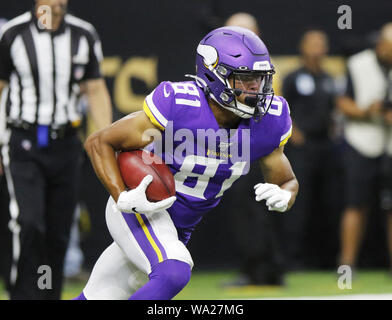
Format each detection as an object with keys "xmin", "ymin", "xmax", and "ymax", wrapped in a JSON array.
[
  {"xmin": 173, "ymin": 270, "xmax": 392, "ymax": 300},
  {"xmin": 2, "ymin": 269, "xmax": 391, "ymax": 300}
]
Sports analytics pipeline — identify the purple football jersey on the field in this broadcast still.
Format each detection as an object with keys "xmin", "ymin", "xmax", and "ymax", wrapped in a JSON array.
[{"xmin": 143, "ymin": 81, "xmax": 292, "ymax": 242}]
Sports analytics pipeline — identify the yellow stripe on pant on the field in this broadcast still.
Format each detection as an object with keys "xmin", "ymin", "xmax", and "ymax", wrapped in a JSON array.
[{"xmin": 135, "ymin": 213, "xmax": 164, "ymax": 263}]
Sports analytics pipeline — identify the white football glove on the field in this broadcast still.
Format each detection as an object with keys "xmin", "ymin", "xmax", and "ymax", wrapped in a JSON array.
[
  {"xmin": 117, "ymin": 175, "xmax": 176, "ymax": 214},
  {"xmin": 254, "ymin": 183, "xmax": 291, "ymax": 213}
]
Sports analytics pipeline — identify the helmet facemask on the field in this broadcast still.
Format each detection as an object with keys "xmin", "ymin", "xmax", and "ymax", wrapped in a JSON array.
[{"xmin": 219, "ymin": 67, "xmax": 275, "ymax": 121}]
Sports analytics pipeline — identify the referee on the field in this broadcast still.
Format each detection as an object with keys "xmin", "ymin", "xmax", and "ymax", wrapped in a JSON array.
[{"xmin": 0, "ymin": 0, "xmax": 112, "ymax": 299}]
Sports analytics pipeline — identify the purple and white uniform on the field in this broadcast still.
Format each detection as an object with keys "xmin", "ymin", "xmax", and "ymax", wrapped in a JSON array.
[
  {"xmin": 82, "ymin": 80, "xmax": 291, "ymax": 300},
  {"xmin": 143, "ymin": 80, "xmax": 292, "ymax": 243},
  {"xmin": 80, "ymin": 27, "xmax": 292, "ymax": 300}
]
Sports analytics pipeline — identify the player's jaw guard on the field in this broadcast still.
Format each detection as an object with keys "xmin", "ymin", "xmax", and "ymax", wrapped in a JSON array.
[{"xmin": 190, "ymin": 26, "xmax": 275, "ymax": 121}]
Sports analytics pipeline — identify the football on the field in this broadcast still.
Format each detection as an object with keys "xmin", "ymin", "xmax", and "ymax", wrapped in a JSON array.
[{"xmin": 117, "ymin": 150, "xmax": 176, "ymax": 202}]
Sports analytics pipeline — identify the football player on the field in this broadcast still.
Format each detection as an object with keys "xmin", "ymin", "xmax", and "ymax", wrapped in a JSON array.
[{"xmin": 73, "ymin": 26, "xmax": 298, "ymax": 300}]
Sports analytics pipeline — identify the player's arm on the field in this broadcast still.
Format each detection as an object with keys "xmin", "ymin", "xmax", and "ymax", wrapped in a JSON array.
[
  {"xmin": 85, "ymin": 110, "xmax": 176, "ymax": 214},
  {"xmin": 256, "ymin": 146, "xmax": 299, "ymax": 212},
  {"xmin": 84, "ymin": 111, "xmax": 158, "ymax": 202}
]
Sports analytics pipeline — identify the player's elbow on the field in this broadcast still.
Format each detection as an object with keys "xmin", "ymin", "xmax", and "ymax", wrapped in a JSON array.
[
  {"xmin": 84, "ymin": 130, "xmax": 106, "ymax": 157},
  {"xmin": 84, "ymin": 132, "xmax": 96, "ymax": 155}
]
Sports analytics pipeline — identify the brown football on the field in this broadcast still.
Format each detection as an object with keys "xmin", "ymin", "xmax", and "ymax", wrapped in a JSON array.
[{"xmin": 117, "ymin": 150, "xmax": 175, "ymax": 202}]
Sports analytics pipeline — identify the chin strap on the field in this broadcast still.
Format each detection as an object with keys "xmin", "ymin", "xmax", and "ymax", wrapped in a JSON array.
[
  {"xmin": 254, "ymin": 92, "xmax": 275, "ymax": 122},
  {"xmin": 219, "ymin": 100, "xmax": 254, "ymax": 119}
]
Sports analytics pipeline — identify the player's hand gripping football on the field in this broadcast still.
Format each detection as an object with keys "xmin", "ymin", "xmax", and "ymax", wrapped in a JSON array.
[
  {"xmin": 117, "ymin": 175, "xmax": 176, "ymax": 214},
  {"xmin": 254, "ymin": 183, "xmax": 291, "ymax": 213}
]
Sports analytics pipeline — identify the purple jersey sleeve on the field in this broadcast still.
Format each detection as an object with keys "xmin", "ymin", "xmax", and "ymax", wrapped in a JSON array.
[
  {"xmin": 275, "ymin": 96, "xmax": 292, "ymax": 148},
  {"xmin": 143, "ymin": 81, "xmax": 175, "ymax": 131},
  {"xmin": 250, "ymin": 95, "xmax": 292, "ymax": 160}
]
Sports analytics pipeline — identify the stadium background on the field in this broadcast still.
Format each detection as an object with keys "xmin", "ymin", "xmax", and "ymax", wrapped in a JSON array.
[{"xmin": 1, "ymin": 0, "xmax": 392, "ymax": 276}]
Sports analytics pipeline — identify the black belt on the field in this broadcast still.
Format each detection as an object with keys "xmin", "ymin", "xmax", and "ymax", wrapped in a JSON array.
[{"xmin": 8, "ymin": 121, "xmax": 78, "ymax": 140}]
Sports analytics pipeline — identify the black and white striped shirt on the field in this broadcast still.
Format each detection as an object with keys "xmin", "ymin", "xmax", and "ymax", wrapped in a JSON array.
[{"xmin": 0, "ymin": 10, "xmax": 103, "ymax": 127}]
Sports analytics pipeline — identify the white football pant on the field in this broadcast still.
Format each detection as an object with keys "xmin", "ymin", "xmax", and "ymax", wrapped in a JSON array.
[{"xmin": 82, "ymin": 197, "xmax": 194, "ymax": 300}]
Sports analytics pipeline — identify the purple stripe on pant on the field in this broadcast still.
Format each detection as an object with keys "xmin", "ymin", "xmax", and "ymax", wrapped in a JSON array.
[{"xmin": 121, "ymin": 212, "xmax": 167, "ymax": 269}]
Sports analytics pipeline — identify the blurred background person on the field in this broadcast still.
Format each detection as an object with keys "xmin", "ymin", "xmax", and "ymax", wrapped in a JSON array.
[
  {"xmin": 0, "ymin": 0, "xmax": 112, "ymax": 299},
  {"xmin": 338, "ymin": 22, "xmax": 392, "ymax": 271},
  {"xmin": 224, "ymin": 12, "xmax": 260, "ymax": 35},
  {"xmin": 282, "ymin": 30, "xmax": 338, "ymax": 270},
  {"xmin": 219, "ymin": 12, "xmax": 286, "ymax": 288}
]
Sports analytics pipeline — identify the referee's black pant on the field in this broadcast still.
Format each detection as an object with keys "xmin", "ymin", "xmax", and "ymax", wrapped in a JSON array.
[{"xmin": 2, "ymin": 126, "xmax": 82, "ymax": 300}]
